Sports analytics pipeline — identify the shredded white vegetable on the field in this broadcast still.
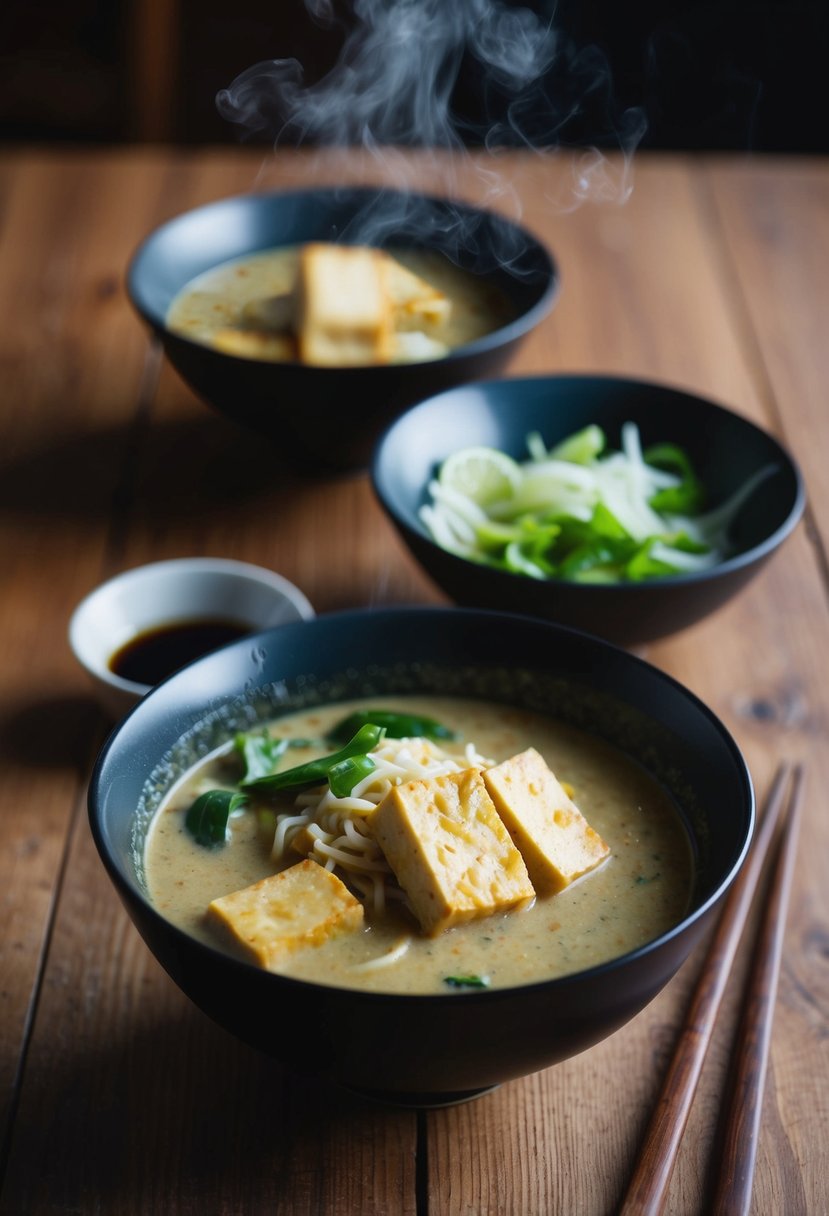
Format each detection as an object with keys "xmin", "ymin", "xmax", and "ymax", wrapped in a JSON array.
[
  {"xmin": 673, "ymin": 465, "xmax": 778, "ymax": 545},
  {"xmin": 270, "ymin": 736, "xmax": 493, "ymax": 915},
  {"xmin": 420, "ymin": 422, "xmax": 779, "ymax": 580},
  {"xmin": 648, "ymin": 542, "xmax": 720, "ymax": 571},
  {"xmin": 348, "ymin": 937, "xmax": 412, "ymax": 972}
]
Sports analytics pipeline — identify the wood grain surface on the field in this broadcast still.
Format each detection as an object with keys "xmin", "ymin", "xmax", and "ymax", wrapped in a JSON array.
[{"xmin": 0, "ymin": 147, "xmax": 826, "ymax": 1215}]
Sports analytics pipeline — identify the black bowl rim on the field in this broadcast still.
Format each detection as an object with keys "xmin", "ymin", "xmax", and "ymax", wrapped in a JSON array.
[
  {"xmin": 371, "ymin": 372, "xmax": 807, "ymax": 591},
  {"xmin": 125, "ymin": 185, "xmax": 559, "ymax": 371},
  {"xmin": 88, "ymin": 604, "xmax": 755, "ymax": 1006}
]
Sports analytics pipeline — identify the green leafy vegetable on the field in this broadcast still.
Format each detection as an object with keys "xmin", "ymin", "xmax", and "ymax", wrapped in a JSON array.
[
  {"xmin": 327, "ymin": 710, "xmax": 456, "ymax": 745},
  {"xmin": 420, "ymin": 421, "xmax": 776, "ymax": 584},
  {"xmin": 549, "ymin": 423, "xmax": 606, "ymax": 465},
  {"xmin": 235, "ymin": 732, "xmax": 289, "ymax": 782},
  {"xmin": 185, "ymin": 789, "xmax": 248, "ymax": 848},
  {"xmin": 624, "ymin": 538, "xmax": 686, "ymax": 581},
  {"xmin": 244, "ymin": 723, "xmax": 385, "ymax": 793},
  {"xmin": 644, "ymin": 442, "xmax": 705, "ymax": 514},
  {"xmin": 504, "ymin": 540, "xmax": 548, "ymax": 579},
  {"xmin": 443, "ymin": 974, "xmax": 491, "ymax": 990},
  {"xmin": 234, "ymin": 732, "xmax": 317, "ymax": 783},
  {"xmin": 589, "ymin": 501, "xmax": 629, "ymax": 540}
]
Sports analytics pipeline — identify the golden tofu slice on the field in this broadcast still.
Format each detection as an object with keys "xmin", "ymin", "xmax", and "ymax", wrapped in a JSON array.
[
  {"xmin": 212, "ymin": 327, "xmax": 295, "ymax": 361},
  {"xmin": 296, "ymin": 243, "xmax": 392, "ymax": 366},
  {"xmin": 207, "ymin": 859, "xmax": 363, "ymax": 970},
  {"xmin": 288, "ymin": 824, "xmax": 319, "ymax": 859},
  {"xmin": 484, "ymin": 748, "xmax": 610, "ymax": 895},
  {"xmin": 367, "ymin": 768, "xmax": 534, "ymax": 936},
  {"xmin": 386, "ymin": 257, "xmax": 451, "ymax": 328},
  {"xmin": 389, "ymin": 331, "xmax": 449, "ymax": 362}
]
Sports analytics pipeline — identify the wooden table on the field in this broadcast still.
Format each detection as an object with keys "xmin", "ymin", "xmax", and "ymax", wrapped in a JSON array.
[{"xmin": 0, "ymin": 146, "xmax": 826, "ymax": 1215}]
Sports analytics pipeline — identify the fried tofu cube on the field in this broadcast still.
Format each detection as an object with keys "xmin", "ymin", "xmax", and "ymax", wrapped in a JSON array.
[
  {"xmin": 389, "ymin": 330, "xmax": 449, "ymax": 362},
  {"xmin": 386, "ymin": 257, "xmax": 451, "ymax": 328},
  {"xmin": 207, "ymin": 859, "xmax": 363, "ymax": 970},
  {"xmin": 483, "ymin": 748, "xmax": 610, "ymax": 895},
  {"xmin": 212, "ymin": 327, "xmax": 296, "ymax": 361},
  {"xmin": 296, "ymin": 243, "xmax": 392, "ymax": 366},
  {"xmin": 288, "ymin": 824, "xmax": 319, "ymax": 859},
  {"xmin": 367, "ymin": 768, "xmax": 534, "ymax": 936}
]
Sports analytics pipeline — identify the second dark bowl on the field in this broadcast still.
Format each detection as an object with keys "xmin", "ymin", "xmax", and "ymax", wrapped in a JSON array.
[
  {"xmin": 127, "ymin": 188, "xmax": 557, "ymax": 471},
  {"xmin": 372, "ymin": 375, "xmax": 805, "ymax": 646}
]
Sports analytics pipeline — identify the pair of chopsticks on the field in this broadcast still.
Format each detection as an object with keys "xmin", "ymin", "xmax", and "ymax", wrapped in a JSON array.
[{"xmin": 619, "ymin": 761, "xmax": 805, "ymax": 1216}]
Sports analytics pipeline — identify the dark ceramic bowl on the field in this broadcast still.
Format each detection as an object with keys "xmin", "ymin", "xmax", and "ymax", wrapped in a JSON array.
[
  {"xmin": 372, "ymin": 376, "xmax": 805, "ymax": 646},
  {"xmin": 127, "ymin": 188, "xmax": 557, "ymax": 471},
  {"xmin": 89, "ymin": 607, "xmax": 753, "ymax": 1107}
]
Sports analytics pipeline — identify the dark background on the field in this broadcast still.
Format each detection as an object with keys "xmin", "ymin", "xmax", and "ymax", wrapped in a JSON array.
[{"xmin": 2, "ymin": 0, "xmax": 826, "ymax": 152}]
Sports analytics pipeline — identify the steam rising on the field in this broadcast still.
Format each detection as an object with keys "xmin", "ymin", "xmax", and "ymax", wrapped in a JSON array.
[{"xmin": 216, "ymin": 0, "xmax": 645, "ymax": 212}]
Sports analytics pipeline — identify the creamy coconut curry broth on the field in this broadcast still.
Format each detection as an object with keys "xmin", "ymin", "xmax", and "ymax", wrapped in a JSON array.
[
  {"xmin": 145, "ymin": 696, "xmax": 693, "ymax": 995},
  {"xmin": 166, "ymin": 244, "xmax": 514, "ymax": 366}
]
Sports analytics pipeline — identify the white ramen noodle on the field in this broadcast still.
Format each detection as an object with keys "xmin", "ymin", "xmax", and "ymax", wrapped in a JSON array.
[{"xmin": 272, "ymin": 736, "xmax": 493, "ymax": 914}]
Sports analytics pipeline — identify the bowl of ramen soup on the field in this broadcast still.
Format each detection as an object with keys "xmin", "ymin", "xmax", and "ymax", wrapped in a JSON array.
[
  {"xmin": 372, "ymin": 376, "xmax": 805, "ymax": 646},
  {"xmin": 127, "ymin": 188, "xmax": 558, "ymax": 471},
  {"xmin": 89, "ymin": 608, "xmax": 753, "ymax": 1107}
]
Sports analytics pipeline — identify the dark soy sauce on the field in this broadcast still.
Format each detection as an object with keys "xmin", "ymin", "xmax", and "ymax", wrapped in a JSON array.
[{"xmin": 109, "ymin": 618, "xmax": 250, "ymax": 686}]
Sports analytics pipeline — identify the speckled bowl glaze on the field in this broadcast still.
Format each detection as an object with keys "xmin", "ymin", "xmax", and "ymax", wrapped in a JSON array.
[{"xmin": 88, "ymin": 608, "xmax": 753, "ymax": 1107}]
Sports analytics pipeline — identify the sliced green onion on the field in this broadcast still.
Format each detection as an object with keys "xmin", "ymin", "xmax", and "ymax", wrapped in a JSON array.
[
  {"xmin": 558, "ymin": 539, "xmax": 628, "ymax": 580},
  {"xmin": 549, "ymin": 423, "xmax": 606, "ymax": 465},
  {"xmin": 245, "ymin": 723, "xmax": 385, "ymax": 793},
  {"xmin": 645, "ymin": 442, "xmax": 705, "ymax": 514},
  {"xmin": 474, "ymin": 519, "xmax": 525, "ymax": 550},
  {"xmin": 504, "ymin": 541, "xmax": 548, "ymax": 579},
  {"xmin": 328, "ymin": 753, "xmax": 377, "ymax": 797},
  {"xmin": 417, "ymin": 420, "xmax": 773, "ymax": 585},
  {"xmin": 525, "ymin": 430, "xmax": 548, "ymax": 461},
  {"xmin": 589, "ymin": 501, "xmax": 629, "ymax": 540},
  {"xmin": 327, "ymin": 711, "xmax": 456, "ymax": 745},
  {"xmin": 625, "ymin": 539, "xmax": 683, "ymax": 581},
  {"xmin": 687, "ymin": 465, "xmax": 778, "ymax": 543}
]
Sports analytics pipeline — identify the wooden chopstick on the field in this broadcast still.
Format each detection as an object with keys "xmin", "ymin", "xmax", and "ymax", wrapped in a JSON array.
[
  {"xmin": 710, "ymin": 763, "xmax": 804, "ymax": 1215},
  {"xmin": 618, "ymin": 761, "xmax": 801, "ymax": 1216}
]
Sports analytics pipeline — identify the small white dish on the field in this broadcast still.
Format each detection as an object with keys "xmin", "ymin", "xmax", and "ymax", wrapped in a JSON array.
[{"xmin": 69, "ymin": 557, "xmax": 314, "ymax": 719}]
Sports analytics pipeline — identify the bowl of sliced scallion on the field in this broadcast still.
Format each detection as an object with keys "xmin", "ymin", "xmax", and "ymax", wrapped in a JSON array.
[{"xmin": 371, "ymin": 375, "xmax": 805, "ymax": 646}]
